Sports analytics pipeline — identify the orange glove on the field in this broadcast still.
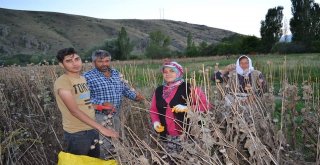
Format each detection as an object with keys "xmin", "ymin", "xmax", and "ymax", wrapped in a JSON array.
[
  {"xmin": 153, "ymin": 121, "xmax": 164, "ymax": 133},
  {"xmin": 171, "ymin": 104, "xmax": 188, "ymax": 113}
]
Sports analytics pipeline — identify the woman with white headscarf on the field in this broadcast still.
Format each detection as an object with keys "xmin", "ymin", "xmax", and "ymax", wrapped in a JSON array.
[{"xmin": 214, "ymin": 55, "xmax": 266, "ymax": 96}]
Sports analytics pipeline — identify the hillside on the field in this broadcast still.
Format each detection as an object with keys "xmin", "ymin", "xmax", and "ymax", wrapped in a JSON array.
[{"xmin": 0, "ymin": 8, "xmax": 237, "ymax": 57}]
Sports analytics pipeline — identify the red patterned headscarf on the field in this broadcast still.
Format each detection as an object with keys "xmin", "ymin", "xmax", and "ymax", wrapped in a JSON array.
[
  {"xmin": 161, "ymin": 61, "xmax": 184, "ymax": 80},
  {"xmin": 161, "ymin": 61, "xmax": 184, "ymax": 99}
]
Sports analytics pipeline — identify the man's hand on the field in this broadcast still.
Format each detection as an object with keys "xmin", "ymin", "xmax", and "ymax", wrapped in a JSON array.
[
  {"xmin": 172, "ymin": 104, "xmax": 188, "ymax": 113},
  {"xmin": 135, "ymin": 92, "xmax": 145, "ymax": 102},
  {"xmin": 153, "ymin": 121, "xmax": 164, "ymax": 133},
  {"xmin": 98, "ymin": 126, "xmax": 119, "ymax": 138}
]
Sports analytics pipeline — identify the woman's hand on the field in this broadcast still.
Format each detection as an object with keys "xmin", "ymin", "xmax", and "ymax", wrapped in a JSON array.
[
  {"xmin": 172, "ymin": 104, "xmax": 188, "ymax": 113},
  {"xmin": 153, "ymin": 121, "xmax": 164, "ymax": 133}
]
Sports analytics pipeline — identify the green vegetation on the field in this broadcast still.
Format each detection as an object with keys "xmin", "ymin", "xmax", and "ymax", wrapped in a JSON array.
[
  {"xmin": 145, "ymin": 30, "xmax": 171, "ymax": 59},
  {"xmin": 0, "ymin": 54, "xmax": 54, "ymax": 66}
]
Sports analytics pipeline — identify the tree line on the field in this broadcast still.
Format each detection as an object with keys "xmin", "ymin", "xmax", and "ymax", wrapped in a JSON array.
[{"xmin": 186, "ymin": 0, "xmax": 320, "ymax": 56}]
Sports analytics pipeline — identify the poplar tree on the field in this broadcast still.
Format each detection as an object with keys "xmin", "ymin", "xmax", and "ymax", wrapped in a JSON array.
[
  {"xmin": 310, "ymin": 3, "xmax": 320, "ymax": 41},
  {"xmin": 290, "ymin": 0, "xmax": 313, "ymax": 43},
  {"xmin": 117, "ymin": 27, "xmax": 133, "ymax": 60},
  {"xmin": 186, "ymin": 32, "xmax": 198, "ymax": 57},
  {"xmin": 260, "ymin": 6, "xmax": 284, "ymax": 52},
  {"xmin": 290, "ymin": 0, "xmax": 320, "ymax": 51}
]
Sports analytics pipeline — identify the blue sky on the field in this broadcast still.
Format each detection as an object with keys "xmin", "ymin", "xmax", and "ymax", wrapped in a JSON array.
[{"xmin": 1, "ymin": 0, "xmax": 319, "ymax": 37}]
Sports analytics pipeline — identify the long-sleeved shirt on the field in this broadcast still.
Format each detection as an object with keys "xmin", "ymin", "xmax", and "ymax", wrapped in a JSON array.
[
  {"xmin": 83, "ymin": 68, "xmax": 136, "ymax": 111},
  {"xmin": 150, "ymin": 85, "xmax": 209, "ymax": 136}
]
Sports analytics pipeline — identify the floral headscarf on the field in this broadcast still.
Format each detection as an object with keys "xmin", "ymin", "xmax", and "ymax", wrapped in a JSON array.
[
  {"xmin": 161, "ymin": 61, "xmax": 184, "ymax": 99},
  {"xmin": 161, "ymin": 61, "xmax": 184, "ymax": 83}
]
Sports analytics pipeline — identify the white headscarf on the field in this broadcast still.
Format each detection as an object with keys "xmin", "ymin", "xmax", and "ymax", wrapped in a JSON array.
[{"xmin": 236, "ymin": 55, "xmax": 254, "ymax": 76}]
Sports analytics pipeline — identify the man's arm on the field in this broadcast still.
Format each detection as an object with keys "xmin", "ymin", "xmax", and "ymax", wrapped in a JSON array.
[
  {"xmin": 117, "ymin": 70, "xmax": 144, "ymax": 102},
  {"xmin": 134, "ymin": 92, "xmax": 145, "ymax": 102},
  {"xmin": 58, "ymin": 88, "xmax": 119, "ymax": 138},
  {"xmin": 121, "ymin": 81, "xmax": 141, "ymax": 101}
]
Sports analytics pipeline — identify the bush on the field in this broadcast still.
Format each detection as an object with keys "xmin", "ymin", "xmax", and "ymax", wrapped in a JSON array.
[
  {"xmin": 213, "ymin": 42, "xmax": 236, "ymax": 55},
  {"xmin": 310, "ymin": 40, "xmax": 320, "ymax": 53},
  {"xmin": 271, "ymin": 42, "xmax": 307, "ymax": 54},
  {"xmin": 145, "ymin": 45, "xmax": 172, "ymax": 59},
  {"xmin": 128, "ymin": 54, "xmax": 143, "ymax": 60}
]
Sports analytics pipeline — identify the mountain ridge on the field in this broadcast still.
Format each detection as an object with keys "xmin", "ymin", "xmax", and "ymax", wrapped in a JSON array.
[{"xmin": 0, "ymin": 7, "xmax": 237, "ymax": 57}]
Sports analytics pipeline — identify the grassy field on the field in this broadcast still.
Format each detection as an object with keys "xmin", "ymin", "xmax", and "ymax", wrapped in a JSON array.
[{"xmin": 0, "ymin": 53, "xmax": 320, "ymax": 164}]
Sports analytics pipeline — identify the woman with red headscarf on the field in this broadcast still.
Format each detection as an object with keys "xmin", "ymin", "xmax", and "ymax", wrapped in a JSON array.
[{"xmin": 149, "ymin": 60, "xmax": 209, "ymax": 153}]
